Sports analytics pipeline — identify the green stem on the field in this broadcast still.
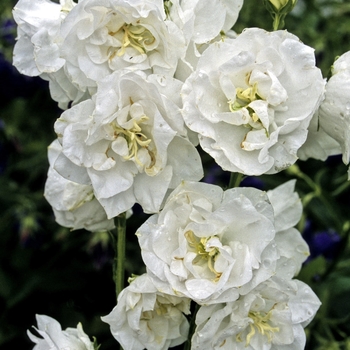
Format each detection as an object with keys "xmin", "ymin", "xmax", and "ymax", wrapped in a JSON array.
[
  {"xmin": 287, "ymin": 165, "xmax": 342, "ymax": 233},
  {"xmin": 272, "ymin": 12, "xmax": 287, "ymax": 30},
  {"xmin": 112, "ymin": 212, "xmax": 127, "ymax": 301},
  {"xmin": 229, "ymin": 172, "xmax": 243, "ymax": 188},
  {"xmin": 272, "ymin": 14, "xmax": 281, "ymax": 30},
  {"xmin": 184, "ymin": 303, "xmax": 200, "ymax": 350}
]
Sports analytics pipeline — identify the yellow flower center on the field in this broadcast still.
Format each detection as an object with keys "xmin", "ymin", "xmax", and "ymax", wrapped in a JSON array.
[
  {"xmin": 228, "ymin": 82, "xmax": 262, "ymax": 124},
  {"xmin": 112, "ymin": 115, "xmax": 154, "ymax": 168},
  {"xmin": 185, "ymin": 230, "xmax": 222, "ymax": 281},
  {"xmin": 112, "ymin": 23, "xmax": 155, "ymax": 57},
  {"xmin": 236, "ymin": 309, "xmax": 280, "ymax": 346},
  {"xmin": 227, "ymin": 72, "xmax": 271, "ymax": 149}
]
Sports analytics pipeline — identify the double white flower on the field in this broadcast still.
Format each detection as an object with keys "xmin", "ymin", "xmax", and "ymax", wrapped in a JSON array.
[
  {"xmin": 137, "ymin": 180, "xmax": 308, "ymax": 305},
  {"xmin": 59, "ymin": 0, "xmax": 186, "ymax": 90},
  {"xmin": 182, "ymin": 28, "xmax": 325, "ymax": 175},
  {"xmin": 54, "ymin": 71, "xmax": 203, "ymax": 218},
  {"xmin": 12, "ymin": 0, "xmax": 90, "ymax": 109},
  {"xmin": 102, "ymin": 273, "xmax": 190, "ymax": 350},
  {"xmin": 13, "ymin": 0, "xmax": 74, "ymax": 76},
  {"xmin": 191, "ymin": 277, "xmax": 320, "ymax": 349}
]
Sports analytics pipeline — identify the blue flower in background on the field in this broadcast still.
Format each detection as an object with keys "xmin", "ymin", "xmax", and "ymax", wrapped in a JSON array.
[
  {"xmin": 240, "ymin": 175, "xmax": 265, "ymax": 190},
  {"xmin": 303, "ymin": 220, "xmax": 342, "ymax": 262},
  {"xmin": 1, "ymin": 18, "xmax": 16, "ymax": 45},
  {"xmin": 203, "ymin": 162, "xmax": 230, "ymax": 185}
]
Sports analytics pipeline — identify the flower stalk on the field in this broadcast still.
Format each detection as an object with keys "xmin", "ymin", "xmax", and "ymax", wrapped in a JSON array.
[
  {"xmin": 184, "ymin": 303, "xmax": 199, "ymax": 350},
  {"xmin": 229, "ymin": 172, "xmax": 243, "ymax": 188},
  {"xmin": 112, "ymin": 212, "xmax": 127, "ymax": 301}
]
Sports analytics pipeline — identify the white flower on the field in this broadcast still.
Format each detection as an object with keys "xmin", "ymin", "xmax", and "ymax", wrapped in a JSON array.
[
  {"xmin": 191, "ymin": 276, "xmax": 321, "ymax": 350},
  {"xmin": 45, "ymin": 139, "xmax": 114, "ymax": 231},
  {"xmin": 166, "ymin": 0, "xmax": 243, "ymax": 81},
  {"xmin": 318, "ymin": 51, "xmax": 350, "ymax": 175},
  {"xmin": 13, "ymin": 0, "xmax": 74, "ymax": 76},
  {"xmin": 12, "ymin": 0, "xmax": 91, "ymax": 109},
  {"xmin": 101, "ymin": 273, "xmax": 190, "ymax": 350},
  {"xmin": 267, "ymin": 180, "xmax": 301, "ymax": 232},
  {"xmin": 54, "ymin": 71, "xmax": 203, "ymax": 219},
  {"xmin": 297, "ymin": 109, "xmax": 342, "ymax": 162},
  {"xmin": 27, "ymin": 314, "xmax": 95, "ymax": 350},
  {"xmin": 267, "ymin": 180, "xmax": 310, "ymax": 279},
  {"xmin": 137, "ymin": 181, "xmax": 279, "ymax": 304},
  {"xmin": 59, "ymin": 0, "xmax": 186, "ymax": 91},
  {"xmin": 181, "ymin": 28, "xmax": 325, "ymax": 175}
]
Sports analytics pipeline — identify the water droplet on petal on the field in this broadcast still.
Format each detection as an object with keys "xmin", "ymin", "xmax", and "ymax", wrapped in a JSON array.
[{"xmin": 263, "ymin": 259, "xmax": 271, "ymax": 268}]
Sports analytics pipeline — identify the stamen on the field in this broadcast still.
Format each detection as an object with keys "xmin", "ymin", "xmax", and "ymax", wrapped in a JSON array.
[
  {"xmin": 228, "ymin": 82, "xmax": 261, "ymax": 112},
  {"xmin": 116, "ymin": 24, "xmax": 155, "ymax": 57},
  {"xmin": 184, "ymin": 231, "xmax": 221, "ymax": 281},
  {"xmin": 236, "ymin": 309, "xmax": 280, "ymax": 346},
  {"xmin": 112, "ymin": 115, "xmax": 152, "ymax": 166},
  {"xmin": 227, "ymin": 77, "xmax": 270, "ymax": 148}
]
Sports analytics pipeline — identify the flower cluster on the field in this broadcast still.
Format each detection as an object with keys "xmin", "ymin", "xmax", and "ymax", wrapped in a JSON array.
[
  {"xmin": 125, "ymin": 180, "xmax": 319, "ymax": 349},
  {"xmin": 13, "ymin": 0, "xmax": 350, "ymax": 349}
]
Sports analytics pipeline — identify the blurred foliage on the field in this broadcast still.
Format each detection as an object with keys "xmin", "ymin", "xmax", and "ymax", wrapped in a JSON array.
[{"xmin": 0, "ymin": 0, "xmax": 350, "ymax": 349}]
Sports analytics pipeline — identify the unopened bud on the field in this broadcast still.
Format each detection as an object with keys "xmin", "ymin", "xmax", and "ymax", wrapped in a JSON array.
[
  {"xmin": 263, "ymin": 0, "xmax": 298, "ymax": 30},
  {"xmin": 269, "ymin": 0, "xmax": 296, "ymax": 11}
]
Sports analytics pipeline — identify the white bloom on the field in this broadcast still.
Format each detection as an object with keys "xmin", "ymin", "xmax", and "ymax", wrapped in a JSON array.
[
  {"xmin": 54, "ymin": 71, "xmax": 203, "ymax": 218},
  {"xmin": 267, "ymin": 180, "xmax": 301, "ymax": 232},
  {"xmin": 13, "ymin": 0, "xmax": 74, "ymax": 76},
  {"xmin": 182, "ymin": 28, "xmax": 325, "ymax": 175},
  {"xmin": 297, "ymin": 110, "xmax": 342, "ymax": 161},
  {"xmin": 12, "ymin": 0, "xmax": 91, "ymax": 109},
  {"xmin": 318, "ymin": 51, "xmax": 350, "ymax": 175},
  {"xmin": 166, "ymin": 0, "xmax": 242, "ymax": 43},
  {"xmin": 45, "ymin": 139, "xmax": 114, "ymax": 231},
  {"xmin": 167, "ymin": 0, "xmax": 243, "ymax": 81},
  {"xmin": 27, "ymin": 314, "xmax": 95, "ymax": 350},
  {"xmin": 137, "ymin": 181, "xmax": 279, "ymax": 304},
  {"xmin": 101, "ymin": 273, "xmax": 190, "ymax": 350},
  {"xmin": 59, "ymin": 0, "xmax": 186, "ymax": 91},
  {"xmin": 191, "ymin": 276, "xmax": 321, "ymax": 350},
  {"xmin": 267, "ymin": 180, "xmax": 310, "ymax": 279}
]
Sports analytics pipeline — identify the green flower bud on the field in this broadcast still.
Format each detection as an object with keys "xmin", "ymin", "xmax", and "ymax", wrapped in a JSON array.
[
  {"xmin": 269, "ymin": 0, "xmax": 296, "ymax": 11},
  {"xmin": 263, "ymin": 0, "xmax": 298, "ymax": 30}
]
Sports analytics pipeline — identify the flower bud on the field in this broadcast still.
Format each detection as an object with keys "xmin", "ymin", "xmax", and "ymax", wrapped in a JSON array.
[
  {"xmin": 263, "ymin": 0, "xmax": 298, "ymax": 30},
  {"xmin": 269, "ymin": 0, "xmax": 296, "ymax": 11}
]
